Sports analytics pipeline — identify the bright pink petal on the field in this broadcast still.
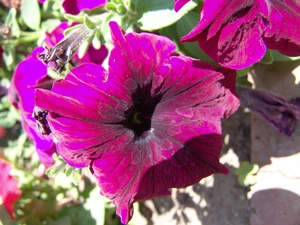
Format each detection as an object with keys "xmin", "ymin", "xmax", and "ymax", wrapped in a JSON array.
[
  {"xmin": 263, "ymin": 0, "xmax": 300, "ymax": 56},
  {"xmin": 0, "ymin": 159, "xmax": 22, "ymax": 218},
  {"xmin": 109, "ymin": 21, "xmax": 177, "ymax": 93},
  {"xmin": 62, "ymin": 0, "xmax": 106, "ymax": 15},
  {"xmin": 72, "ymin": 45, "xmax": 108, "ymax": 65},
  {"xmin": 174, "ymin": 0, "xmax": 190, "ymax": 12},
  {"xmin": 181, "ymin": 0, "xmax": 300, "ymax": 69}
]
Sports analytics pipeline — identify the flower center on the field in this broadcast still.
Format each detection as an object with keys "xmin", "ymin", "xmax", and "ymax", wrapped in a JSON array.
[{"xmin": 123, "ymin": 85, "xmax": 162, "ymax": 137}]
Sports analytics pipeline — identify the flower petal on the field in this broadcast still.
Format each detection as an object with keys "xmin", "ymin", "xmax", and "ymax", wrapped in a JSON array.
[
  {"xmin": 62, "ymin": 0, "xmax": 106, "ymax": 15},
  {"xmin": 181, "ymin": 0, "xmax": 300, "ymax": 69},
  {"xmin": 154, "ymin": 56, "xmax": 239, "ymax": 119},
  {"xmin": 263, "ymin": 0, "xmax": 300, "ymax": 56},
  {"xmin": 0, "ymin": 159, "xmax": 21, "ymax": 218},
  {"xmin": 35, "ymin": 64, "xmax": 127, "ymax": 123},
  {"xmin": 109, "ymin": 21, "xmax": 177, "ymax": 94},
  {"xmin": 181, "ymin": 0, "xmax": 268, "ymax": 69},
  {"xmin": 174, "ymin": 0, "xmax": 190, "ymax": 12}
]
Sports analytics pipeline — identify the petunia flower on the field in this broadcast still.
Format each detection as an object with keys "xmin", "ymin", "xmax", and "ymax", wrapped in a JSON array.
[
  {"xmin": 34, "ymin": 21, "xmax": 240, "ymax": 224},
  {"xmin": 181, "ymin": 0, "xmax": 300, "ymax": 69},
  {"xmin": 237, "ymin": 86, "xmax": 300, "ymax": 136},
  {"xmin": 62, "ymin": 0, "xmax": 107, "ymax": 15},
  {"xmin": 174, "ymin": 0, "xmax": 190, "ymax": 12},
  {"xmin": 41, "ymin": 22, "xmax": 108, "ymax": 73},
  {"xmin": 8, "ymin": 47, "xmax": 56, "ymax": 168},
  {"xmin": 0, "ymin": 158, "xmax": 22, "ymax": 218}
]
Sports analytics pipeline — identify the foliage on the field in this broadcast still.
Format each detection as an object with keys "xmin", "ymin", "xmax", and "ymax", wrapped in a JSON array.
[{"xmin": 235, "ymin": 161, "xmax": 259, "ymax": 187}]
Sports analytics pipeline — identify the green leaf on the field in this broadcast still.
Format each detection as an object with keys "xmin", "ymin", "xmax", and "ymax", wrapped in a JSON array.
[
  {"xmin": 71, "ymin": 169, "xmax": 82, "ymax": 185},
  {"xmin": 20, "ymin": 0, "xmax": 41, "ymax": 30},
  {"xmin": 4, "ymin": 8, "xmax": 20, "ymax": 38},
  {"xmin": 100, "ymin": 12, "xmax": 123, "ymax": 43},
  {"xmin": 260, "ymin": 49, "xmax": 273, "ymax": 64},
  {"xmin": 45, "ymin": 154, "xmax": 68, "ymax": 177},
  {"xmin": 64, "ymin": 14, "xmax": 85, "ymax": 22},
  {"xmin": 92, "ymin": 29, "xmax": 101, "ymax": 49},
  {"xmin": 135, "ymin": 0, "xmax": 197, "ymax": 30},
  {"xmin": 77, "ymin": 37, "xmax": 91, "ymax": 59},
  {"xmin": 2, "ymin": 45, "xmax": 15, "ymax": 69},
  {"xmin": 270, "ymin": 50, "xmax": 300, "ymax": 62},
  {"xmin": 116, "ymin": 5, "xmax": 127, "ymax": 15},
  {"xmin": 237, "ymin": 67, "xmax": 251, "ymax": 78},
  {"xmin": 106, "ymin": 2, "xmax": 117, "ymax": 11},
  {"xmin": 0, "ymin": 105, "xmax": 19, "ymax": 128},
  {"xmin": 176, "ymin": 11, "xmax": 214, "ymax": 63},
  {"xmin": 53, "ymin": 171, "xmax": 74, "ymax": 189},
  {"xmin": 57, "ymin": 205, "xmax": 97, "ymax": 225},
  {"xmin": 235, "ymin": 161, "xmax": 259, "ymax": 187},
  {"xmin": 42, "ymin": 0, "xmax": 63, "ymax": 17},
  {"xmin": 48, "ymin": 216, "xmax": 72, "ymax": 225},
  {"xmin": 4, "ymin": 132, "xmax": 27, "ymax": 164},
  {"xmin": 83, "ymin": 187, "xmax": 106, "ymax": 225},
  {"xmin": 63, "ymin": 24, "xmax": 83, "ymax": 36},
  {"xmin": 46, "ymin": 162, "xmax": 66, "ymax": 177},
  {"xmin": 84, "ymin": 15, "xmax": 96, "ymax": 30},
  {"xmin": 41, "ymin": 19, "xmax": 61, "ymax": 32}
]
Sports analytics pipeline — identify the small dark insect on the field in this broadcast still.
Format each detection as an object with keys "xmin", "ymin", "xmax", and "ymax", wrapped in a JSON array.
[{"xmin": 32, "ymin": 107, "xmax": 51, "ymax": 135}]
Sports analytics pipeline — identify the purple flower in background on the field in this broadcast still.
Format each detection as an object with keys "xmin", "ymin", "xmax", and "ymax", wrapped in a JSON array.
[
  {"xmin": 181, "ymin": 0, "xmax": 300, "ymax": 69},
  {"xmin": 174, "ymin": 0, "xmax": 190, "ymax": 12},
  {"xmin": 35, "ymin": 21, "xmax": 239, "ymax": 224},
  {"xmin": 237, "ymin": 86, "xmax": 300, "ymax": 136},
  {"xmin": 9, "ymin": 47, "xmax": 56, "ymax": 168},
  {"xmin": 62, "ymin": 0, "xmax": 107, "ymax": 15}
]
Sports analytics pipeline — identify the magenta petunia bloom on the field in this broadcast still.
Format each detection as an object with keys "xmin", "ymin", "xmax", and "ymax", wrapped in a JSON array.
[
  {"xmin": 9, "ymin": 47, "xmax": 56, "ymax": 168},
  {"xmin": 44, "ymin": 22, "xmax": 108, "ymax": 67},
  {"xmin": 35, "ymin": 21, "xmax": 239, "ymax": 224},
  {"xmin": 62, "ymin": 0, "xmax": 107, "ymax": 15},
  {"xmin": 174, "ymin": 0, "xmax": 190, "ymax": 12},
  {"xmin": 181, "ymin": 0, "xmax": 300, "ymax": 69},
  {"xmin": 0, "ymin": 158, "xmax": 22, "ymax": 218}
]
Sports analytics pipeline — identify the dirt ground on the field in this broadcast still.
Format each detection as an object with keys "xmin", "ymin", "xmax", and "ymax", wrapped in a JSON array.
[{"xmin": 134, "ymin": 108, "xmax": 252, "ymax": 225}]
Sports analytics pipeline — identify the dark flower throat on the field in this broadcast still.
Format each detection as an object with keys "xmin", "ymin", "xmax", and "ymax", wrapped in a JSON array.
[{"xmin": 123, "ymin": 84, "xmax": 162, "ymax": 137}]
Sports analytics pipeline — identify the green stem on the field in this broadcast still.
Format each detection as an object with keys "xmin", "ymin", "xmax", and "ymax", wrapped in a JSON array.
[{"xmin": 0, "ymin": 31, "xmax": 43, "ymax": 45}]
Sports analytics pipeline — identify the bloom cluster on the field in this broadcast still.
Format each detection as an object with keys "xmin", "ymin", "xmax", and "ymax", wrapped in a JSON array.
[{"xmin": 1, "ymin": 0, "xmax": 299, "ymax": 224}]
